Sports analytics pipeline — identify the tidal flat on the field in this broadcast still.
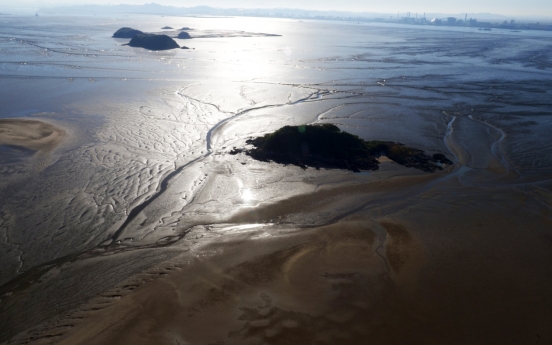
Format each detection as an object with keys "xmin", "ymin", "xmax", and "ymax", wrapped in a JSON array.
[{"xmin": 0, "ymin": 13, "xmax": 551, "ymax": 345}]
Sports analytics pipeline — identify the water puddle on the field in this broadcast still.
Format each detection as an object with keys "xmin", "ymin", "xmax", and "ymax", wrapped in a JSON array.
[{"xmin": 0, "ymin": 144, "xmax": 35, "ymax": 164}]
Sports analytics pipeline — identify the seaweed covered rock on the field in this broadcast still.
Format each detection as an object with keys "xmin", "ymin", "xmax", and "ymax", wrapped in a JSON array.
[
  {"xmin": 177, "ymin": 31, "xmax": 192, "ymax": 39},
  {"xmin": 128, "ymin": 34, "xmax": 180, "ymax": 50},
  {"xmin": 243, "ymin": 124, "xmax": 452, "ymax": 173},
  {"xmin": 112, "ymin": 27, "xmax": 144, "ymax": 38},
  {"xmin": 383, "ymin": 143, "xmax": 453, "ymax": 172}
]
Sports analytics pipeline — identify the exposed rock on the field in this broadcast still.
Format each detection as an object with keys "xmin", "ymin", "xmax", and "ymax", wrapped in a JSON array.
[
  {"xmin": 128, "ymin": 34, "xmax": 180, "ymax": 51},
  {"xmin": 242, "ymin": 124, "xmax": 453, "ymax": 173},
  {"xmin": 112, "ymin": 27, "xmax": 144, "ymax": 38},
  {"xmin": 161, "ymin": 26, "xmax": 173, "ymax": 29},
  {"xmin": 229, "ymin": 147, "xmax": 243, "ymax": 155},
  {"xmin": 177, "ymin": 31, "xmax": 192, "ymax": 39},
  {"xmin": 383, "ymin": 143, "xmax": 453, "ymax": 172},
  {"xmin": 180, "ymin": 27, "xmax": 192, "ymax": 30}
]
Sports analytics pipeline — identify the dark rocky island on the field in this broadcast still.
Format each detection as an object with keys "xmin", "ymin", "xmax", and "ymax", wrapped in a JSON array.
[
  {"xmin": 128, "ymin": 34, "xmax": 180, "ymax": 50},
  {"xmin": 235, "ymin": 124, "xmax": 452, "ymax": 173},
  {"xmin": 177, "ymin": 32, "xmax": 192, "ymax": 39},
  {"xmin": 161, "ymin": 26, "xmax": 174, "ymax": 29},
  {"xmin": 112, "ymin": 27, "xmax": 144, "ymax": 38}
]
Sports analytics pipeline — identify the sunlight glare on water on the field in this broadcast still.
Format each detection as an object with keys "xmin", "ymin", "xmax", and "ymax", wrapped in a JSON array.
[{"xmin": 241, "ymin": 188, "xmax": 254, "ymax": 202}]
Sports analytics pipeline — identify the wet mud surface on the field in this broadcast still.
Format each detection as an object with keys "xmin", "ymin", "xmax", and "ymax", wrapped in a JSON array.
[{"xmin": 0, "ymin": 14, "xmax": 551, "ymax": 344}]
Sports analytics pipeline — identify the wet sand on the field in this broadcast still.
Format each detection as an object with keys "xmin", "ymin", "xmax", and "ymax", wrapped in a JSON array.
[
  {"xmin": 21, "ymin": 172, "xmax": 552, "ymax": 345},
  {"xmin": 0, "ymin": 119, "xmax": 66, "ymax": 152}
]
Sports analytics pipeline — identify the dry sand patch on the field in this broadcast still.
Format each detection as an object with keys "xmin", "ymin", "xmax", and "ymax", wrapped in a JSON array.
[{"xmin": 0, "ymin": 119, "xmax": 66, "ymax": 152}]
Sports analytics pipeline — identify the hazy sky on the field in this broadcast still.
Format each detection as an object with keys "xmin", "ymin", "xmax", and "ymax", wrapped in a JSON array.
[{"xmin": 4, "ymin": 0, "xmax": 551, "ymax": 17}]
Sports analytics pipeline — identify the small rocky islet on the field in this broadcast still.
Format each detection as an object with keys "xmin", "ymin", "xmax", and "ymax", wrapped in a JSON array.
[
  {"xmin": 128, "ymin": 33, "xmax": 180, "ymax": 50},
  {"xmin": 112, "ymin": 27, "xmax": 144, "ymax": 38},
  {"xmin": 177, "ymin": 31, "xmax": 192, "ymax": 39},
  {"xmin": 113, "ymin": 27, "xmax": 190, "ymax": 50},
  {"xmin": 232, "ymin": 124, "xmax": 453, "ymax": 173}
]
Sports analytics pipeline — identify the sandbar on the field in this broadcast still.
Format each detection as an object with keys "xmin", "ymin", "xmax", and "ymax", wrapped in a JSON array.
[{"xmin": 0, "ymin": 119, "xmax": 66, "ymax": 152}]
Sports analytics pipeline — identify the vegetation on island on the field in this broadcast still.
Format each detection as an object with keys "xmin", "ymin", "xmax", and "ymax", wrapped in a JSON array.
[
  {"xmin": 234, "ymin": 124, "xmax": 452, "ymax": 173},
  {"xmin": 112, "ymin": 27, "xmax": 144, "ymax": 38},
  {"xmin": 128, "ymin": 34, "xmax": 180, "ymax": 50}
]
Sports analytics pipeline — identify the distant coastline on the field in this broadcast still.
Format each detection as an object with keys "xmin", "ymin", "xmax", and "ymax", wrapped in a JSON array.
[
  {"xmin": 367, "ymin": 15, "xmax": 552, "ymax": 31},
  {"xmin": 39, "ymin": 4, "xmax": 552, "ymax": 28}
]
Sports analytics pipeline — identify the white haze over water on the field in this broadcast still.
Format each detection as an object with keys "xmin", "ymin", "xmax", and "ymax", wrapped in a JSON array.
[{"xmin": 2, "ymin": 0, "xmax": 552, "ymax": 18}]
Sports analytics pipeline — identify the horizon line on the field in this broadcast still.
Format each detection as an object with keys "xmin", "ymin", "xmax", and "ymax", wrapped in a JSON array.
[{"xmin": 32, "ymin": 3, "xmax": 552, "ymax": 20}]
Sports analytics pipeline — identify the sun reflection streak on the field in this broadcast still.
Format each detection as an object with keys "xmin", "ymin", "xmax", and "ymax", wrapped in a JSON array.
[{"xmin": 241, "ymin": 188, "xmax": 254, "ymax": 201}]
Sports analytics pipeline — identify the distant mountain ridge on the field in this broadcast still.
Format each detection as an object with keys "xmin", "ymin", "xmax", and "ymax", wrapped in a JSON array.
[{"xmin": 44, "ymin": 3, "xmax": 550, "ymax": 22}]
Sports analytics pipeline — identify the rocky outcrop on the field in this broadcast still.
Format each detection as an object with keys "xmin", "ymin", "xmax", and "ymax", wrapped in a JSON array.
[
  {"xmin": 237, "ymin": 124, "xmax": 453, "ymax": 173},
  {"xmin": 177, "ymin": 32, "xmax": 192, "ymax": 39},
  {"xmin": 112, "ymin": 27, "xmax": 144, "ymax": 38},
  {"xmin": 128, "ymin": 34, "xmax": 180, "ymax": 50}
]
